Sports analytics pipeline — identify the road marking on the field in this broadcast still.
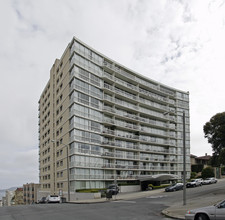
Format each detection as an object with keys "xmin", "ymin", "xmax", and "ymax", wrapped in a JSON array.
[
  {"xmin": 146, "ymin": 195, "xmax": 167, "ymax": 199},
  {"xmin": 112, "ymin": 200, "xmax": 136, "ymax": 203}
]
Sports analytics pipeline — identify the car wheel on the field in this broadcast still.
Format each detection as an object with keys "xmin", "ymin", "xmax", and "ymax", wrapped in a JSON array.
[{"xmin": 196, "ymin": 214, "xmax": 208, "ymax": 220}]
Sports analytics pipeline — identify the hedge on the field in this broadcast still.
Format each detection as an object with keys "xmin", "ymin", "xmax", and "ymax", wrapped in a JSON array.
[{"xmin": 148, "ymin": 184, "xmax": 170, "ymax": 190}]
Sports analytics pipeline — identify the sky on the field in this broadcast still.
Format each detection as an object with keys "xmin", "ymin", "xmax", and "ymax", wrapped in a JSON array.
[{"xmin": 0, "ymin": 0, "xmax": 225, "ymax": 189}]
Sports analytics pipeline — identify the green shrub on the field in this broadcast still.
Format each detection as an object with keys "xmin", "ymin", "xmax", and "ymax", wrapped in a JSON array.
[
  {"xmin": 190, "ymin": 172, "xmax": 197, "ymax": 179},
  {"xmin": 76, "ymin": 188, "xmax": 106, "ymax": 193},
  {"xmin": 191, "ymin": 164, "xmax": 204, "ymax": 173},
  {"xmin": 201, "ymin": 167, "xmax": 214, "ymax": 179},
  {"xmin": 148, "ymin": 184, "xmax": 170, "ymax": 190}
]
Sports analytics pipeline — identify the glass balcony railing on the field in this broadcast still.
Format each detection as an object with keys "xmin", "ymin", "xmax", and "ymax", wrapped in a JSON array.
[
  {"xmin": 101, "ymin": 152, "xmax": 139, "ymax": 160},
  {"xmin": 69, "ymin": 161, "xmax": 173, "ymax": 173},
  {"xmin": 102, "ymin": 59, "xmax": 177, "ymax": 99},
  {"xmin": 103, "ymin": 84, "xmax": 137, "ymax": 101},
  {"xmin": 70, "ymin": 109, "xmax": 102, "ymax": 122},
  {"xmin": 69, "ymin": 173, "xmax": 137, "ymax": 180}
]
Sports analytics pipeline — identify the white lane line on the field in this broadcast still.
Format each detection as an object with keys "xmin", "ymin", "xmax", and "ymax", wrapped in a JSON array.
[
  {"xmin": 112, "ymin": 200, "xmax": 136, "ymax": 203},
  {"xmin": 146, "ymin": 195, "xmax": 167, "ymax": 199}
]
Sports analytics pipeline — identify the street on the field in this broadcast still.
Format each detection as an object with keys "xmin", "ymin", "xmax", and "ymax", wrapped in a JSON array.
[
  {"xmin": 0, "ymin": 200, "xmax": 171, "ymax": 220},
  {"xmin": 1, "ymin": 180, "xmax": 224, "ymax": 220}
]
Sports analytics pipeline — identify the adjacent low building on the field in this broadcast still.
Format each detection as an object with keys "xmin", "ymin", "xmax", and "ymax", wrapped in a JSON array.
[
  {"xmin": 14, "ymin": 188, "xmax": 24, "ymax": 205},
  {"xmin": 5, "ymin": 190, "xmax": 14, "ymax": 206},
  {"xmin": 38, "ymin": 36, "xmax": 191, "ymax": 201},
  {"xmin": 23, "ymin": 183, "xmax": 40, "ymax": 204}
]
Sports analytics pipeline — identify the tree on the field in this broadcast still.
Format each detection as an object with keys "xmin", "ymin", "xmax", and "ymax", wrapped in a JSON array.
[
  {"xmin": 203, "ymin": 112, "xmax": 225, "ymax": 166},
  {"xmin": 201, "ymin": 167, "xmax": 214, "ymax": 179}
]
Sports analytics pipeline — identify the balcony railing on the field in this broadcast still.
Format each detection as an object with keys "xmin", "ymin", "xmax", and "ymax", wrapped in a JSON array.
[
  {"xmin": 69, "ymin": 161, "xmax": 174, "ymax": 172},
  {"xmin": 69, "ymin": 173, "xmax": 137, "ymax": 180},
  {"xmin": 102, "ymin": 59, "xmax": 176, "ymax": 97},
  {"xmin": 101, "ymin": 152, "xmax": 139, "ymax": 160},
  {"xmin": 103, "ymin": 84, "xmax": 137, "ymax": 101}
]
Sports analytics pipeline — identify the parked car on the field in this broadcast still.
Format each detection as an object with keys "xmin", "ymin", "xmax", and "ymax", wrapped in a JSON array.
[
  {"xmin": 165, "ymin": 183, "xmax": 183, "ymax": 192},
  {"xmin": 210, "ymin": 177, "xmax": 217, "ymax": 184},
  {"xmin": 186, "ymin": 179, "xmax": 202, "ymax": 188},
  {"xmin": 202, "ymin": 178, "xmax": 212, "ymax": 185},
  {"xmin": 107, "ymin": 184, "xmax": 119, "ymax": 195},
  {"xmin": 38, "ymin": 197, "xmax": 46, "ymax": 204},
  {"xmin": 185, "ymin": 199, "xmax": 225, "ymax": 220},
  {"xmin": 202, "ymin": 177, "xmax": 217, "ymax": 185},
  {"xmin": 46, "ymin": 195, "xmax": 61, "ymax": 203}
]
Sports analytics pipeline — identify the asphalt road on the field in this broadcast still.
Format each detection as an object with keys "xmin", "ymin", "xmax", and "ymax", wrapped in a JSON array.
[
  {"xmin": 0, "ymin": 201, "xmax": 172, "ymax": 220},
  {"xmin": 0, "ymin": 180, "xmax": 224, "ymax": 220}
]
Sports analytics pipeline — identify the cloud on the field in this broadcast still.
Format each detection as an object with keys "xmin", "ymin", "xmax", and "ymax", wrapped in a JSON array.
[
  {"xmin": 1, "ymin": 0, "xmax": 225, "ymax": 188},
  {"xmin": 0, "ymin": 149, "xmax": 38, "ymax": 189}
]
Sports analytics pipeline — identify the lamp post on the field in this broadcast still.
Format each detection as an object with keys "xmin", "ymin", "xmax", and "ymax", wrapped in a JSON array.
[
  {"xmin": 51, "ymin": 140, "xmax": 70, "ymax": 202},
  {"xmin": 182, "ymin": 111, "xmax": 186, "ymax": 206},
  {"xmin": 164, "ymin": 110, "xmax": 186, "ymax": 206}
]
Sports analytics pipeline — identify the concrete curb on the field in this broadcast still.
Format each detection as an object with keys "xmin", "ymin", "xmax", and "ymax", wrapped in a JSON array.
[{"xmin": 161, "ymin": 208, "xmax": 185, "ymax": 220}]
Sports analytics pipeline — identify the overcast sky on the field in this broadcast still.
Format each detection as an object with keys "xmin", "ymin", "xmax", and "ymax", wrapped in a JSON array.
[{"xmin": 1, "ymin": 0, "xmax": 225, "ymax": 189}]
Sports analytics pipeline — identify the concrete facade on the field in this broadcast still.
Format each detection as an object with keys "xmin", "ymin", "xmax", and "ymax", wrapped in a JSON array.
[
  {"xmin": 5, "ymin": 191, "xmax": 14, "ymax": 206},
  {"xmin": 14, "ymin": 188, "xmax": 24, "ymax": 205},
  {"xmin": 23, "ymin": 183, "xmax": 40, "ymax": 204}
]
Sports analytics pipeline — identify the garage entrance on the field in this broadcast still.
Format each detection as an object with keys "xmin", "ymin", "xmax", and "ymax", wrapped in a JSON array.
[{"xmin": 137, "ymin": 174, "xmax": 178, "ymax": 191}]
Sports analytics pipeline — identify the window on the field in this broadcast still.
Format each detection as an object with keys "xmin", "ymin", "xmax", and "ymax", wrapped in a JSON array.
[
  {"xmin": 90, "ymin": 97, "xmax": 99, "ymax": 108},
  {"xmin": 78, "ymin": 92, "xmax": 89, "ymax": 105}
]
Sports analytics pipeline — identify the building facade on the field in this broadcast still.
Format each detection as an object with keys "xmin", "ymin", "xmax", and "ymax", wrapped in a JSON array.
[
  {"xmin": 38, "ymin": 37, "xmax": 190, "ymax": 200},
  {"xmin": 14, "ymin": 188, "xmax": 24, "ymax": 205},
  {"xmin": 5, "ymin": 190, "xmax": 14, "ymax": 206},
  {"xmin": 23, "ymin": 183, "xmax": 40, "ymax": 204}
]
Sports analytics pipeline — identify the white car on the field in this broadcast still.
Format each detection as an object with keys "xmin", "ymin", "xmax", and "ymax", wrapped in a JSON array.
[
  {"xmin": 202, "ymin": 177, "xmax": 217, "ymax": 185},
  {"xmin": 210, "ymin": 177, "xmax": 217, "ymax": 184},
  {"xmin": 46, "ymin": 195, "xmax": 61, "ymax": 203},
  {"xmin": 186, "ymin": 178, "xmax": 203, "ymax": 188}
]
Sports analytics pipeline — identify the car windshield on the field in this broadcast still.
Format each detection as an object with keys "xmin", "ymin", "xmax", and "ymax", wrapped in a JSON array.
[
  {"xmin": 50, "ymin": 195, "xmax": 59, "ymax": 197},
  {"xmin": 216, "ymin": 200, "xmax": 225, "ymax": 207}
]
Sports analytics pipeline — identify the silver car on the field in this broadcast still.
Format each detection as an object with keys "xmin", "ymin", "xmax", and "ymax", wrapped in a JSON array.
[
  {"xmin": 202, "ymin": 177, "xmax": 217, "ymax": 185},
  {"xmin": 185, "ymin": 199, "xmax": 225, "ymax": 220},
  {"xmin": 46, "ymin": 195, "xmax": 61, "ymax": 203}
]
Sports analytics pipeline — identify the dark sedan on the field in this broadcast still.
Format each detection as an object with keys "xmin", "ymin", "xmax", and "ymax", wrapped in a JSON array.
[
  {"xmin": 37, "ymin": 197, "xmax": 46, "ymax": 204},
  {"xmin": 165, "ymin": 183, "xmax": 183, "ymax": 192}
]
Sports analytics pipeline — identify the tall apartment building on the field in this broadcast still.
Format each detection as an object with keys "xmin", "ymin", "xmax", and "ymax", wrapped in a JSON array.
[{"xmin": 38, "ymin": 37, "xmax": 190, "ymax": 200}]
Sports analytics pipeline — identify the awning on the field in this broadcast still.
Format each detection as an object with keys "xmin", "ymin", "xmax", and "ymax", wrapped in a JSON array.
[{"xmin": 137, "ymin": 174, "xmax": 179, "ymax": 182}]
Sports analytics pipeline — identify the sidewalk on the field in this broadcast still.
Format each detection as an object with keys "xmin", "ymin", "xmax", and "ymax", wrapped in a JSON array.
[
  {"xmin": 162, "ymin": 178, "xmax": 225, "ymax": 219},
  {"xmin": 162, "ymin": 194, "xmax": 225, "ymax": 219},
  {"xmin": 70, "ymin": 188, "xmax": 165, "ymax": 204},
  {"xmin": 162, "ymin": 190, "xmax": 225, "ymax": 219}
]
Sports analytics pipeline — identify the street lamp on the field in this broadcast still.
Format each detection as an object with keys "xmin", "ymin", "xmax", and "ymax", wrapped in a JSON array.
[
  {"xmin": 51, "ymin": 140, "xmax": 70, "ymax": 202},
  {"xmin": 164, "ymin": 110, "xmax": 186, "ymax": 206}
]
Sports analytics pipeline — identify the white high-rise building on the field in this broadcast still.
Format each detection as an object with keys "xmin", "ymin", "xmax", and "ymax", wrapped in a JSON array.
[{"xmin": 38, "ymin": 37, "xmax": 190, "ymax": 200}]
